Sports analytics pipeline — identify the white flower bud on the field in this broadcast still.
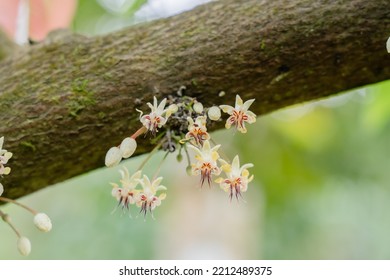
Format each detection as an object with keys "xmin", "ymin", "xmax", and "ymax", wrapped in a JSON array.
[
  {"xmin": 387, "ymin": 37, "xmax": 390, "ymax": 53},
  {"xmin": 168, "ymin": 104, "xmax": 178, "ymax": 114},
  {"xmin": 193, "ymin": 102, "xmax": 204, "ymax": 114},
  {"xmin": 105, "ymin": 147, "xmax": 123, "ymax": 167},
  {"xmin": 208, "ymin": 106, "xmax": 221, "ymax": 121},
  {"xmin": 119, "ymin": 138, "xmax": 137, "ymax": 159},
  {"xmin": 17, "ymin": 236, "xmax": 31, "ymax": 256},
  {"xmin": 1, "ymin": 213, "xmax": 10, "ymax": 223},
  {"xmin": 33, "ymin": 213, "xmax": 52, "ymax": 232},
  {"xmin": 0, "ymin": 182, "xmax": 3, "ymax": 196}
]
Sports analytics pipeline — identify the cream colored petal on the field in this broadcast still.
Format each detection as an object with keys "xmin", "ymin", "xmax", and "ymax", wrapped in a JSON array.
[
  {"xmin": 196, "ymin": 116, "xmax": 207, "ymax": 126},
  {"xmin": 225, "ymin": 121, "xmax": 232, "ymax": 129},
  {"xmin": 3, "ymin": 167, "xmax": 11, "ymax": 175},
  {"xmin": 242, "ymin": 98, "xmax": 255, "ymax": 111},
  {"xmin": 212, "ymin": 166, "xmax": 221, "ymax": 176},
  {"xmin": 142, "ymin": 175, "xmax": 152, "ymax": 187},
  {"xmin": 3, "ymin": 152, "xmax": 12, "ymax": 163},
  {"xmin": 238, "ymin": 125, "xmax": 247, "ymax": 133},
  {"xmin": 158, "ymin": 116, "xmax": 167, "ymax": 127},
  {"xmin": 202, "ymin": 140, "xmax": 211, "ymax": 153},
  {"xmin": 0, "ymin": 182, "xmax": 3, "ymax": 196},
  {"xmin": 0, "ymin": 137, "xmax": 3, "ymax": 150},
  {"xmin": 131, "ymin": 170, "xmax": 142, "ymax": 180},
  {"xmin": 235, "ymin": 95, "xmax": 243, "ymax": 107},
  {"xmin": 215, "ymin": 177, "xmax": 224, "ymax": 184},
  {"xmin": 159, "ymin": 193, "xmax": 167, "ymax": 200},
  {"xmin": 219, "ymin": 105, "xmax": 234, "ymax": 114},
  {"xmin": 241, "ymin": 183, "xmax": 248, "ymax": 193},
  {"xmin": 136, "ymin": 108, "xmax": 144, "ymax": 119},
  {"xmin": 153, "ymin": 96, "xmax": 158, "ymax": 108},
  {"xmin": 221, "ymin": 163, "xmax": 232, "ymax": 174},
  {"xmin": 187, "ymin": 144, "xmax": 201, "ymax": 155},
  {"xmin": 147, "ymin": 101, "xmax": 154, "ymax": 111},
  {"xmin": 152, "ymin": 198, "xmax": 161, "ymax": 208},
  {"xmin": 157, "ymin": 98, "xmax": 167, "ymax": 112},
  {"xmin": 241, "ymin": 163, "xmax": 254, "ymax": 173},
  {"xmin": 211, "ymin": 151, "xmax": 220, "ymax": 162},
  {"xmin": 156, "ymin": 186, "xmax": 167, "ymax": 192},
  {"xmin": 140, "ymin": 115, "xmax": 150, "ymax": 125},
  {"xmin": 152, "ymin": 177, "xmax": 164, "ymax": 188},
  {"xmin": 246, "ymin": 111, "xmax": 257, "ymax": 123},
  {"xmin": 210, "ymin": 144, "xmax": 221, "ymax": 153},
  {"xmin": 231, "ymin": 155, "xmax": 240, "ymax": 171}
]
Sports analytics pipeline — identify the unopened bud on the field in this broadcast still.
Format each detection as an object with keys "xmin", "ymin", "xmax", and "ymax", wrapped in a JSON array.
[
  {"xmin": 33, "ymin": 213, "xmax": 52, "ymax": 232},
  {"xmin": 186, "ymin": 165, "xmax": 193, "ymax": 176},
  {"xmin": 193, "ymin": 102, "xmax": 203, "ymax": 114},
  {"xmin": 120, "ymin": 138, "xmax": 137, "ymax": 159},
  {"xmin": 176, "ymin": 153, "xmax": 183, "ymax": 162},
  {"xmin": 105, "ymin": 147, "xmax": 123, "ymax": 167},
  {"xmin": 207, "ymin": 106, "xmax": 221, "ymax": 121},
  {"xmin": 1, "ymin": 213, "xmax": 10, "ymax": 223},
  {"xmin": 387, "ymin": 37, "xmax": 390, "ymax": 53},
  {"xmin": 17, "ymin": 236, "xmax": 31, "ymax": 256},
  {"xmin": 168, "ymin": 104, "xmax": 178, "ymax": 114},
  {"xmin": 0, "ymin": 182, "xmax": 3, "ymax": 196}
]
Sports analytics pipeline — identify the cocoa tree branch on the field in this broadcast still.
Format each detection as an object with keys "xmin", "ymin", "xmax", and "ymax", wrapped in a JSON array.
[
  {"xmin": 0, "ymin": 29, "xmax": 18, "ymax": 61},
  {"xmin": 0, "ymin": 0, "xmax": 389, "ymax": 199}
]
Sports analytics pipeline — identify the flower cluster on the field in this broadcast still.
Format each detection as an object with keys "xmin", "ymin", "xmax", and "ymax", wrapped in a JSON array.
[
  {"xmin": 105, "ymin": 90, "xmax": 257, "ymax": 218},
  {"xmin": 110, "ymin": 167, "xmax": 166, "ymax": 218},
  {"xmin": 0, "ymin": 136, "xmax": 12, "ymax": 176},
  {"xmin": 0, "ymin": 136, "xmax": 52, "ymax": 256}
]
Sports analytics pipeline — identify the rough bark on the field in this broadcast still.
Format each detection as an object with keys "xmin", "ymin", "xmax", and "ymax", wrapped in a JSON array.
[
  {"xmin": 0, "ymin": 29, "xmax": 18, "ymax": 61},
  {"xmin": 0, "ymin": 0, "xmax": 389, "ymax": 199}
]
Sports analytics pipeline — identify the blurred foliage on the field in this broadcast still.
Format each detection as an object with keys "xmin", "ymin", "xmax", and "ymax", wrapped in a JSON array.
[
  {"xmin": 72, "ymin": 0, "xmax": 148, "ymax": 35},
  {"xmin": 1, "ymin": 0, "xmax": 390, "ymax": 260}
]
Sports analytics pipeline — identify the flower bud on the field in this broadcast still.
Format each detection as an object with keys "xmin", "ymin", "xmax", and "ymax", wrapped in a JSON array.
[
  {"xmin": 0, "ymin": 182, "xmax": 3, "ymax": 196},
  {"xmin": 193, "ymin": 102, "xmax": 203, "ymax": 114},
  {"xmin": 168, "ymin": 104, "xmax": 178, "ymax": 114},
  {"xmin": 33, "ymin": 213, "xmax": 52, "ymax": 232},
  {"xmin": 17, "ymin": 236, "xmax": 31, "ymax": 256},
  {"xmin": 105, "ymin": 147, "xmax": 123, "ymax": 167},
  {"xmin": 1, "ymin": 213, "xmax": 10, "ymax": 223},
  {"xmin": 387, "ymin": 37, "xmax": 390, "ymax": 53},
  {"xmin": 207, "ymin": 106, "xmax": 221, "ymax": 121},
  {"xmin": 186, "ymin": 165, "xmax": 193, "ymax": 176},
  {"xmin": 176, "ymin": 153, "xmax": 183, "ymax": 162},
  {"xmin": 119, "ymin": 138, "xmax": 137, "ymax": 159}
]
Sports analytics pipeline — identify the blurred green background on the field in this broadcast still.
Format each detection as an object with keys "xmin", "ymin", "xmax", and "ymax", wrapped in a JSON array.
[{"xmin": 1, "ymin": 0, "xmax": 390, "ymax": 259}]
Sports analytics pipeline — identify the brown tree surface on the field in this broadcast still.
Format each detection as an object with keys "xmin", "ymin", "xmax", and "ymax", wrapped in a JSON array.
[{"xmin": 0, "ymin": 0, "xmax": 389, "ymax": 199}]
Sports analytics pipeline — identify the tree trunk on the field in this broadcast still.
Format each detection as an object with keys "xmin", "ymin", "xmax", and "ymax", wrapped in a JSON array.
[{"xmin": 0, "ymin": 0, "xmax": 389, "ymax": 199}]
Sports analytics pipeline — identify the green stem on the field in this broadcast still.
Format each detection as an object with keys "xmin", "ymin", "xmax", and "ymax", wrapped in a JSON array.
[
  {"xmin": 152, "ymin": 151, "xmax": 170, "ymax": 181},
  {"xmin": 136, "ymin": 140, "xmax": 164, "ymax": 172},
  {"xmin": 0, "ymin": 210, "xmax": 21, "ymax": 237},
  {"xmin": 0, "ymin": 197, "xmax": 37, "ymax": 215}
]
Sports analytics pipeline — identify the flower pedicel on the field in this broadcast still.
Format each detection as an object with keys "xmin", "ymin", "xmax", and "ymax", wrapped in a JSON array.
[{"xmin": 0, "ymin": 137, "xmax": 53, "ymax": 256}]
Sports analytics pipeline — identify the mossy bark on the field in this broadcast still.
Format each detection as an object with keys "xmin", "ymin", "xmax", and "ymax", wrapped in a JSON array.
[{"xmin": 0, "ymin": 0, "xmax": 389, "ymax": 199}]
